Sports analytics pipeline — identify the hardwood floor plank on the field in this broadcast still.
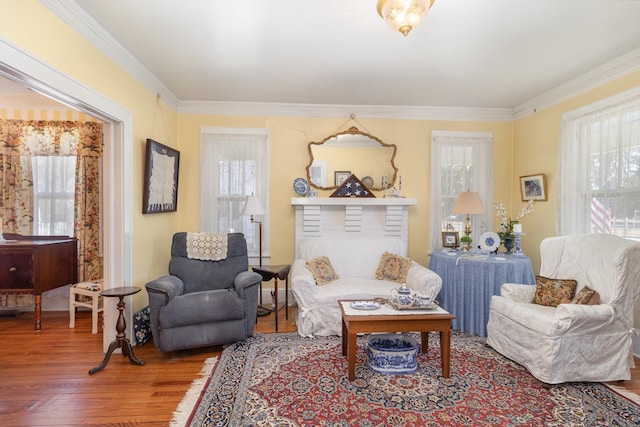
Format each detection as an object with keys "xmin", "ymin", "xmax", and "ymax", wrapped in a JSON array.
[{"xmin": 0, "ymin": 308, "xmax": 637, "ymax": 426}]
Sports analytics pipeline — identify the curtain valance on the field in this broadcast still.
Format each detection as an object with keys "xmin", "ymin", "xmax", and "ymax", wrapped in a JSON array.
[{"xmin": 0, "ymin": 120, "xmax": 102, "ymax": 156}]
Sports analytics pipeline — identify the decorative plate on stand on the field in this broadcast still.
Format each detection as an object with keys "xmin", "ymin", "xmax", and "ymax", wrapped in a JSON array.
[
  {"xmin": 293, "ymin": 177, "xmax": 310, "ymax": 196},
  {"xmin": 479, "ymin": 231, "xmax": 501, "ymax": 252}
]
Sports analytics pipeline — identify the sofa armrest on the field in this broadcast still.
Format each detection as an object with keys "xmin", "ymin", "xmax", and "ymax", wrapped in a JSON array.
[
  {"xmin": 145, "ymin": 275, "xmax": 185, "ymax": 305},
  {"xmin": 500, "ymin": 283, "xmax": 536, "ymax": 303},
  {"xmin": 406, "ymin": 262, "xmax": 442, "ymax": 299},
  {"xmin": 291, "ymin": 258, "xmax": 317, "ymax": 309},
  {"xmin": 233, "ymin": 271, "xmax": 262, "ymax": 299},
  {"xmin": 554, "ymin": 303, "xmax": 617, "ymax": 334}
]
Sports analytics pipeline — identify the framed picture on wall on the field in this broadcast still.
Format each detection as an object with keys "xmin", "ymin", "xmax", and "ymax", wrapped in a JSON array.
[
  {"xmin": 334, "ymin": 171, "xmax": 351, "ymax": 186},
  {"xmin": 143, "ymin": 139, "xmax": 180, "ymax": 214},
  {"xmin": 520, "ymin": 173, "xmax": 547, "ymax": 201},
  {"xmin": 442, "ymin": 231, "xmax": 460, "ymax": 248}
]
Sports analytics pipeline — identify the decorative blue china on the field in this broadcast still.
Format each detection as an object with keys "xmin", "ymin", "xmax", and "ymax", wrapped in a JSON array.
[
  {"xmin": 390, "ymin": 283, "xmax": 414, "ymax": 306},
  {"xmin": 479, "ymin": 231, "xmax": 500, "ymax": 252},
  {"xmin": 293, "ymin": 177, "xmax": 310, "ymax": 197},
  {"xmin": 350, "ymin": 300, "xmax": 380, "ymax": 310},
  {"xmin": 366, "ymin": 333, "xmax": 420, "ymax": 374}
]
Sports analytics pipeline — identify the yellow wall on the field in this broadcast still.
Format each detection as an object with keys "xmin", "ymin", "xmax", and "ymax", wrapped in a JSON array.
[
  {"xmin": 178, "ymin": 115, "xmax": 514, "ymax": 267},
  {"xmin": 0, "ymin": 1, "xmax": 178, "ymax": 311},
  {"xmin": 513, "ymin": 70, "xmax": 640, "ymax": 271}
]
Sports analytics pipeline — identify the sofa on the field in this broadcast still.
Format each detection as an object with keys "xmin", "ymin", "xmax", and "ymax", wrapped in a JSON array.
[
  {"xmin": 487, "ymin": 234, "xmax": 640, "ymax": 384},
  {"xmin": 291, "ymin": 237, "xmax": 442, "ymax": 337}
]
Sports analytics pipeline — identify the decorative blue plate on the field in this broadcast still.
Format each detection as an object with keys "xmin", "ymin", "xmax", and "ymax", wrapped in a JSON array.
[
  {"xmin": 293, "ymin": 177, "xmax": 310, "ymax": 196},
  {"xmin": 350, "ymin": 301, "xmax": 381, "ymax": 310},
  {"xmin": 479, "ymin": 231, "xmax": 500, "ymax": 252}
]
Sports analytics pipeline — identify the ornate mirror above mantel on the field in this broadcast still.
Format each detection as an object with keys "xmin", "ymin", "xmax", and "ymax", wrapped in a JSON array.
[{"xmin": 305, "ymin": 126, "xmax": 398, "ymax": 191}]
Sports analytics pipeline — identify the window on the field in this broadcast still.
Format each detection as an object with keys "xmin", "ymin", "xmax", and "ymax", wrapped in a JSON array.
[
  {"xmin": 31, "ymin": 156, "xmax": 76, "ymax": 236},
  {"xmin": 558, "ymin": 88, "xmax": 640, "ymax": 239},
  {"xmin": 200, "ymin": 128, "xmax": 269, "ymax": 260},
  {"xmin": 430, "ymin": 131, "xmax": 493, "ymax": 249}
]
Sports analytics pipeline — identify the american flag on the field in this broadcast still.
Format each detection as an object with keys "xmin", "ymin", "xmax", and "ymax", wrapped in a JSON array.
[{"xmin": 591, "ymin": 198, "xmax": 612, "ymax": 234}]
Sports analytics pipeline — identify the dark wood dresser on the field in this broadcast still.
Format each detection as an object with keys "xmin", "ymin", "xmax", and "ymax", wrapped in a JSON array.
[{"xmin": 0, "ymin": 234, "xmax": 78, "ymax": 330}]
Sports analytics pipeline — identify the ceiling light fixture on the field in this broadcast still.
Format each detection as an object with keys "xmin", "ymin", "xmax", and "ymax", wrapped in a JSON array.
[{"xmin": 377, "ymin": 0, "xmax": 435, "ymax": 37}]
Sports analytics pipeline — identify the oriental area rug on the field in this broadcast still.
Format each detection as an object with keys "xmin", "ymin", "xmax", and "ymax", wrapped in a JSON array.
[{"xmin": 172, "ymin": 332, "xmax": 640, "ymax": 426}]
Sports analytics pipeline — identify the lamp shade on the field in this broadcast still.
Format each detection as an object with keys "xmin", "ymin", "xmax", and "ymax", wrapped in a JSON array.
[
  {"xmin": 240, "ymin": 195, "xmax": 266, "ymax": 216},
  {"xmin": 452, "ymin": 191, "xmax": 484, "ymax": 215}
]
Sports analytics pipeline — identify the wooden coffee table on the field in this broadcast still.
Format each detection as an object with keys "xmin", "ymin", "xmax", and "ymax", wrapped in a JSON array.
[{"xmin": 339, "ymin": 300, "xmax": 456, "ymax": 381}]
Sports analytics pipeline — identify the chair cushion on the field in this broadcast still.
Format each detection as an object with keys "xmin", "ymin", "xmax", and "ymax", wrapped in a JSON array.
[
  {"xmin": 306, "ymin": 256, "xmax": 339, "ymax": 285},
  {"xmin": 571, "ymin": 286, "xmax": 600, "ymax": 305},
  {"xmin": 533, "ymin": 275, "xmax": 577, "ymax": 307},
  {"xmin": 375, "ymin": 252, "xmax": 412, "ymax": 283},
  {"xmin": 158, "ymin": 289, "xmax": 245, "ymax": 329},
  {"xmin": 72, "ymin": 280, "xmax": 103, "ymax": 292}
]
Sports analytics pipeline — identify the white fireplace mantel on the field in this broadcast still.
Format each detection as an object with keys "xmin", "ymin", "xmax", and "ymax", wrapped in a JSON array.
[{"xmin": 291, "ymin": 197, "xmax": 417, "ymax": 254}]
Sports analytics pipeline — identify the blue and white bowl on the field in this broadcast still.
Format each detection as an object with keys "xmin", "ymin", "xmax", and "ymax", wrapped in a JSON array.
[{"xmin": 365, "ymin": 333, "xmax": 420, "ymax": 375}]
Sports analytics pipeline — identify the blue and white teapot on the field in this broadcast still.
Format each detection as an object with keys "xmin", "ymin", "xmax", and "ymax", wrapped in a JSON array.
[{"xmin": 391, "ymin": 283, "xmax": 414, "ymax": 306}]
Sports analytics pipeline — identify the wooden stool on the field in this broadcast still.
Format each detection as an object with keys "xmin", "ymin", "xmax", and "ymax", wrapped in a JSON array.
[{"xmin": 69, "ymin": 280, "xmax": 104, "ymax": 334}]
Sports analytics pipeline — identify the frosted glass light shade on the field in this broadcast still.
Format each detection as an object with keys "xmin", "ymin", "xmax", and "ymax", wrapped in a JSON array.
[{"xmin": 377, "ymin": 0, "xmax": 435, "ymax": 36}]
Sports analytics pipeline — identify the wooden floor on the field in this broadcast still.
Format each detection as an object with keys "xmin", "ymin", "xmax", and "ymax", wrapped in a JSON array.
[{"xmin": 0, "ymin": 308, "xmax": 638, "ymax": 426}]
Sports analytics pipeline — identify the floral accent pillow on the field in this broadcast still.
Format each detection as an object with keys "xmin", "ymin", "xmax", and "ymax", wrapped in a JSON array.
[
  {"xmin": 305, "ymin": 256, "xmax": 339, "ymax": 285},
  {"xmin": 375, "ymin": 252, "xmax": 413, "ymax": 283},
  {"xmin": 571, "ymin": 286, "xmax": 600, "ymax": 305},
  {"xmin": 533, "ymin": 275, "xmax": 577, "ymax": 307}
]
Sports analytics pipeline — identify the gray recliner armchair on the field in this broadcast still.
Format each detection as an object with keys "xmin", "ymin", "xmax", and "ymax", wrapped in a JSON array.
[{"xmin": 145, "ymin": 232, "xmax": 262, "ymax": 353}]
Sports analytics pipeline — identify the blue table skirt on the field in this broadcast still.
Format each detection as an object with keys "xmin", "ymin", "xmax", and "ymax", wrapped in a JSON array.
[{"xmin": 429, "ymin": 251, "xmax": 536, "ymax": 337}]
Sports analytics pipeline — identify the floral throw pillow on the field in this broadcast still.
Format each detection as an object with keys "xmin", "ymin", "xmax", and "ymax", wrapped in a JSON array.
[
  {"xmin": 533, "ymin": 275, "xmax": 577, "ymax": 307},
  {"xmin": 375, "ymin": 251, "xmax": 413, "ymax": 283},
  {"xmin": 305, "ymin": 256, "xmax": 339, "ymax": 286},
  {"xmin": 571, "ymin": 286, "xmax": 600, "ymax": 305}
]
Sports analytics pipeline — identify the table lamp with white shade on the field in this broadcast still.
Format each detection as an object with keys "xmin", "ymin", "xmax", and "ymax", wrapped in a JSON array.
[{"xmin": 452, "ymin": 191, "xmax": 484, "ymax": 251}]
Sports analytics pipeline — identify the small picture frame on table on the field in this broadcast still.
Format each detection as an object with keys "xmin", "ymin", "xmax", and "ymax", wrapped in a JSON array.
[
  {"xmin": 520, "ymin": 173, "xmax": 547, "ymax": 201},
  {"xmin": 334, "ymin": 171, "xmax": 351, "ymax": 186},
  {"xmin": 442, "ymin": 231, "xmax": 460, "ymax": 249}
]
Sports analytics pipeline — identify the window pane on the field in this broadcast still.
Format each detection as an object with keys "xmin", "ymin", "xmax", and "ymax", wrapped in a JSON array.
[
  {"xmin": 31, "ymin": 156, "xmax": 76, "ymax": 236},
  {"xmin": 560, "ymin": 95, "xmax": 640, "ymax": 240}
]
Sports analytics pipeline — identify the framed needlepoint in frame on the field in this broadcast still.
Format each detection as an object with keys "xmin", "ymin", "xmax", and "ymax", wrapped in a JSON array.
[{"xmin": 143, "ymin": 139, "xmax": 180, "ymax": 214}]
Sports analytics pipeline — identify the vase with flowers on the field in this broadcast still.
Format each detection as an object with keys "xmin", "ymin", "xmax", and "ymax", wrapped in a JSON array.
[{"xmin": 494, "ymin": 200, "xmax": 534, "ymax": 253}]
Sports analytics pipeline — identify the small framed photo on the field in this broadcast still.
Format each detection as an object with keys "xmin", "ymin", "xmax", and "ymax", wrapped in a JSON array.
[
  {"xmin": 334, "ymin": 171, "xmax": 351, "ymax": 186},
  {"xmin": 143, "ymin": 139, "xmax": 180, "ymax": 214},
  {"xmin": 520, "ymin": 173, "xmax": 547, "ymax": 201},
  {"xmin": 442, "ymin": 231, "xmax": 460, "ymax": 248}
]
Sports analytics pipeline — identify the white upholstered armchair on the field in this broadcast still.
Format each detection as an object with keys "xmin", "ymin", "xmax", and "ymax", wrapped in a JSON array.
[{"xmin": 487, "ymin": 234, "xmax": 640, "ymax": 384}]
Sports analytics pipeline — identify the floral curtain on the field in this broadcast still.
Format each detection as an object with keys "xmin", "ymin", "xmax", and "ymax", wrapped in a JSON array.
[{"xmin": 0, "ymin": 119, "xmax": 103, "ymax": 284}]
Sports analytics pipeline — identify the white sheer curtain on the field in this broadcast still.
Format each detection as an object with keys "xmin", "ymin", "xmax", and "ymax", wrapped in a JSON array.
[
  {"xmin": 558, "ymin": 88, "xmax": 640, "ymax": 238},
  {"xmin": 430, "ymin": 131, "xmax": 494, "ymax": 250},
  {"xmin": 200, "ymin": 128, "xmax": 269, "ymax": 259}
]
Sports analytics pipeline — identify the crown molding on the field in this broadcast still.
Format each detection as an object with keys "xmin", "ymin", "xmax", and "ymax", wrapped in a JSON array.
[
  {"xmin": 177, "ymin": 101, "xmax": 515, "ymax": 121},
  {"xmin": 44, "ymin": 1, "xmax": 640, "ymax": 122},
  {"xmin": 513, "ymin": 47, "xmax": 640, "ymax": 120},
  {"xmin": 42, "ymin": 0, "xmax": 179, "ymax": 110}
]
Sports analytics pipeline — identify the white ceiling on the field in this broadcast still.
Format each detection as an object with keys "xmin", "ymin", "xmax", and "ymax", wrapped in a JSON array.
[{"xmin": 37, "ymin": 1, "xmax": 640, "ymax": 115}]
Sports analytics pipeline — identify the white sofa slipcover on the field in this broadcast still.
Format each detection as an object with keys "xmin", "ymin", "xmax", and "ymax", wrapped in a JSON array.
[
  {"xmin": 487, "ymin": 234, "xmax": 640, "ymax": 384},
  {"xmin": 291, "ymin": 237, "xmax": 442, "ymax": 337}
]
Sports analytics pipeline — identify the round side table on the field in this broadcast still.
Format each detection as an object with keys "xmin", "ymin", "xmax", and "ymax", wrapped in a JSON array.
[{"xmin": 89, "ymin": 286, "xmax": 145, "ymax": 375}]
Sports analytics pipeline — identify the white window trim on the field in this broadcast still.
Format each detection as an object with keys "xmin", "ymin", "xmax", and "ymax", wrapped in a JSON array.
[
  {"xmin": 430, "ymin": 130, "xmax": 494, "ymax": 250},
  {"xmin": 199, "ymin": 127, "xmax": 270, "ymax": 263}
]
